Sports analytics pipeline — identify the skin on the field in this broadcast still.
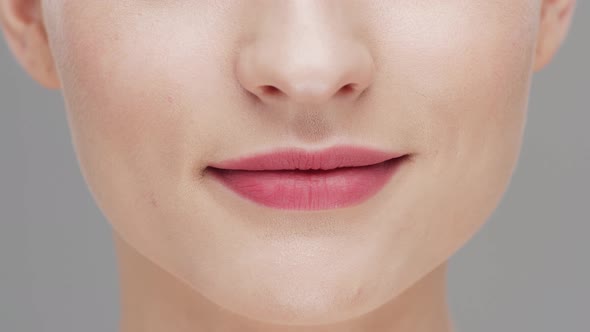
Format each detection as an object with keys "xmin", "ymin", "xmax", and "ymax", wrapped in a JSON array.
[{"xmin": 1, "ymin": 1, "xmax": 575, "ymax": 331}]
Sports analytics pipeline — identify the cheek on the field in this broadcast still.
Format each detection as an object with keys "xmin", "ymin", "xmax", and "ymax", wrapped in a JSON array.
[
  {"xmin": 47, "ymin": 4, "xmax": 229, "ymax": 237},
  {"xmin": 375, "ymin": 2, "xmax": 538, "ymax": 170},
  {"xmin": 370, "ymin": 2, "xmax": 539, "ymax": 263},
  {"xmin": 385, "ymin": 2, "xmax": 537, "ymax": 106},
  {"xmin": 368, "ymin": 2, "xmax": 539, "ymax": 167},
  {"xmin": 58, "ymin": 5, "xmax": 183, "ymax": 147},
  {"xmin": 415, "ymin": 5, "xmax": 537, "ymax": 179},
  {"xmin": 53, "ymin": 4, "xmax": 227, "ymax": 179}
]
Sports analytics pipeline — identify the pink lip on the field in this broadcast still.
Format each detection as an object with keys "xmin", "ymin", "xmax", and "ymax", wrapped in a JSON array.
[{"xmin": 206, "ymin": 145, "xmax": 408, "ymax": 211}]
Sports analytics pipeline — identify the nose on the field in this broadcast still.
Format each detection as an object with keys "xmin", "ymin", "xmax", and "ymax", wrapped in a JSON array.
[{"xmin": 235, "ymin": 6, "xmax": 375, "ymax": 106}]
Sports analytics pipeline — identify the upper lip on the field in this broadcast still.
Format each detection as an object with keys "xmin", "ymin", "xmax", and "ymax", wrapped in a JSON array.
[{"xmin": 207, "ymin": 145, "xmax": 406, "ymax": 171}]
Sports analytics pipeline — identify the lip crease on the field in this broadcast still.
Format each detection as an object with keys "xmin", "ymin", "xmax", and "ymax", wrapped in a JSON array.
[
  {"xmin": 207, "ymin": 145, "xmax": 407, "ymax": 171},
  {"xmin": 205, "ymin": 145, "xmax": 408, "ymax": 211}
]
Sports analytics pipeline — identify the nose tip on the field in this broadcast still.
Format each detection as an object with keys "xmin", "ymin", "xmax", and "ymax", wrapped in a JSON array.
[{"xmin": 236, "ymin": 42, "xmax": 375, "ymax": 105}]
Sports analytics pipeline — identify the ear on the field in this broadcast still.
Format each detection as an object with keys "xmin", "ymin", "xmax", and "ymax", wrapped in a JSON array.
[
  {"xmin": 533, "ymin": 0, "xmax": 576, "ymax": 72},
  {"xmin": 0, "ymin": 0, "xmax": 60, "ymax": 89}
]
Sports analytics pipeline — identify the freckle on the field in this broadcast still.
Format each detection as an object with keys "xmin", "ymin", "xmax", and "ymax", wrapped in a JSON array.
[{"xmin": 149, "ymin": 194, "xmax": 158, "ymax": 208}]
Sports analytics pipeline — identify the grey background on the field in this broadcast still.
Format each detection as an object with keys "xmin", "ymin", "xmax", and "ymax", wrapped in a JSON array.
[{"xmin": 1, "ymin": 3, "xmax": 588, "ymax": 331}]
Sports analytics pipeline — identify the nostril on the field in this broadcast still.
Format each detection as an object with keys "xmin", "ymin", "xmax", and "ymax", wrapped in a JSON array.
[
  {"xmin": 337, "ymin": 83, "xmax": 357, "ymax": 97},
  {"xmin": 256, "ymin": 81, "xmax": 361, "ymax": 103},
  {"xmin": 259, "ymin": 85, "xmax": 283, "ymax": 97}
]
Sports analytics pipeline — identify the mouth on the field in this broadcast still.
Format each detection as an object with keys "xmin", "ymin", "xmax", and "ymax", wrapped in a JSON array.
[{"xmin": 204, "ymin": 145, "xmax": 410, "ymax": 211}]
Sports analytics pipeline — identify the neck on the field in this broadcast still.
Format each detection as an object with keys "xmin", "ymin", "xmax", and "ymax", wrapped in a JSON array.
[{"xmin": 114, "ymin": 233, "xmax": 454, "ymax": 332}]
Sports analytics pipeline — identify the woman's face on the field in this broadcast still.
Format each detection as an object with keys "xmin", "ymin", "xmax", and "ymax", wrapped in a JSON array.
[{"xmin": 25, "ymin": 0, "xmax": 557, "ymax": 325}]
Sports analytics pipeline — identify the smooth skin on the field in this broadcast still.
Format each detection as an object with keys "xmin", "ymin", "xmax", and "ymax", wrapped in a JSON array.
[{"xmin": 1, "ymin": 1, "xmax": 575, "ymax": 331}]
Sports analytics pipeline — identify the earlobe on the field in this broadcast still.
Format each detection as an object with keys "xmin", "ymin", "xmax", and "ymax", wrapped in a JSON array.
[
  {"xmin": 0, "ymin": 0, "xmax": 60, "ymax": 89},
  {"xmin": 533, "ymin": 0, "xmax": 576, "ymax": 72}
]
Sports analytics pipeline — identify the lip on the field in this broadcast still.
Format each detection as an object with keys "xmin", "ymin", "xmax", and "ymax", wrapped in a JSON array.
[
  {"xmin": 207, "ymin": 145, "xmax": 406, "ymax": 171},
  {"xmin": 206, "ymin": 145, "xmax": 409, "ymax": 211}
]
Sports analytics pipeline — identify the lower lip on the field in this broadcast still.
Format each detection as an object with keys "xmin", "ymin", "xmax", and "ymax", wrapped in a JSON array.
[{"xmin": 206, "ymin": 156, "xmax": 407, "ymax": 211}]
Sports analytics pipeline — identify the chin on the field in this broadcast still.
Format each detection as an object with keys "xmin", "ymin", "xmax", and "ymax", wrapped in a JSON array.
[
  {"xmin": 203, "ymin": 276, "xmax": 386, "ymax": 326},
  {"xmin": 174, "ymin": 245, "xmax": 414, "ymax": 327}
]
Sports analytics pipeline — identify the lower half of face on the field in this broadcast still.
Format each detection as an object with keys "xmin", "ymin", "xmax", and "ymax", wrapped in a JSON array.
[{"xmin": 44, "ymin": 0, "xmax": 539, "ymax": 325}]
